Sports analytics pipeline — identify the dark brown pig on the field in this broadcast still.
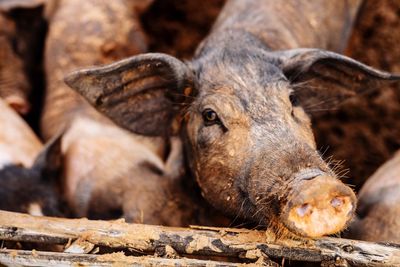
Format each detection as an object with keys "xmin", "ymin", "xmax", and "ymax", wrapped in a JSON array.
[
  {"xmin": 66, "ymin": 0, "xmax": 400, "ymax": 238},
  {"xmin": 42, "ymin": 0, "xmax": 221, "ymax": 226},
  {"xmin": 0, "ymin": 98, "xmax": 64, "ymax": 216},
  {"xmin": 347, "ymin": 150, "xmax": 400, "ymax": 243}
]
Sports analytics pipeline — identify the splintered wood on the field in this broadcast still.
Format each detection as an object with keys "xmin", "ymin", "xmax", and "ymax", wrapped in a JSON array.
[{"xmin": 0, "ymin": 211, "xmax": 399, "ymax": 266}]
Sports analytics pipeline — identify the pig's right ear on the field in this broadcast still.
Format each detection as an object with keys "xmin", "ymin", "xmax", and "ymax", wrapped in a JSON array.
[
  {"xmin": 64, "ymin": 53, "xmax": 195, "ymax": 136},
  {"xmin": 278, "ymin": 49, "xmax": 400, "ymax": 113}
]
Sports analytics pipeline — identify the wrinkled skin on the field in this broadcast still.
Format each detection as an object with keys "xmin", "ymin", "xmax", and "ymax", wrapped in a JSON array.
[
  {"xmin": 347, "ymin": 150, "xmax": 400, "ymax": 243},
  {"xmin": 0, "ymin": 98, "xmax": 63, "ymax": 216},
  {"xmin": 66, "ymin": 0, "xmax": 400, "ymax": 238},
  {"xmin": 43, "ymin": 0, "xmax": 224, "ymax": 226}
]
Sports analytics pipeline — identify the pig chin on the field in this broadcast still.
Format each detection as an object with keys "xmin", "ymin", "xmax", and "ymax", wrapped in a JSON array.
[{"xmin": 277, "ymin": 173, "xmax": 357, "ymax": 238}]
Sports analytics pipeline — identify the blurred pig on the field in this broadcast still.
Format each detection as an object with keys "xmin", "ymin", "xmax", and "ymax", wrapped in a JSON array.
[
  {"xmin": 0, "ymin": 98, "xmax": 64, "ymax": 216},
  {"xmin": 347, "ymin": 151, "xmax": 400, "ymax": 243},
  {"xmin": 0, "ymin": 98, "xmax": 41, "ymax": 168},
  {"xmin": 42, "ymin": 0, "xmax": 217, "ymax": 226},
  {"xmin": 0, "ymin": 0, "xmax": 46, "ymax": 114},
  {"xmin": 0, "ymin": 11, "xmax": 30, "ymax": 113}
]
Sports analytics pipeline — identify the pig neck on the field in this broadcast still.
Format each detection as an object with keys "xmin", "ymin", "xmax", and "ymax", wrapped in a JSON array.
[{"xmin": 204, "ymin": 0, "xmax": 362, "ymax": 53}]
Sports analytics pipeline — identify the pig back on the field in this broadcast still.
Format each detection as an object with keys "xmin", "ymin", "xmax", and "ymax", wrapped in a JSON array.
[
  {"xmin": 210, "ymin": 0, "xmax": 362, "ymax": 52},
  {"xmin": 42, "ymin": 0, "xmax": 148, "ymax": 139}
]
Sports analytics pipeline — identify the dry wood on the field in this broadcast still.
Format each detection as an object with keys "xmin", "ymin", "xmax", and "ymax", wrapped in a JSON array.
[
  {"xmin": 0, "ymin": 249, "xmax": 244, "ymax": 267},
  {"xmin": 0, "ymin": 210, "xmax": 399, "ymax": 266}
]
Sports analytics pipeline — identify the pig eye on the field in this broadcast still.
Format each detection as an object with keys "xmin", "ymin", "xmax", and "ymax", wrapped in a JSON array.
[
  {"xmin": 289, "ymin": 93, "xmax": 300, "ymax": 107},
  {"xmin": 202, "ymin": 108, "xmax": 220, "ymax": 126}
]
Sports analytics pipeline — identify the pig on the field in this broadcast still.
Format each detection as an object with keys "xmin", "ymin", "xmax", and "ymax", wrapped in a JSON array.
[
  {"xmin": 42, "ymin": 0, "xmax": 225, "ymax": 226},
  {"xmin": 346, "ymin": 150, "xmax": 400, "ymax": 243},
  {"xmin": 0, "ymin": 0, "xmax": 46, "ymax": 114},
  {"xmin": 0, "ymin": 98, "xmax": 63, "ymax": 216},
  {"xmin": 0, "ymin": 98, "xmax": 42, "ymax": 168},
  {"xmin": 66, "ymin": 0, "xmax": 400, "ymax": 238},
  {"xmin": 0, "ymin": 12, "xmax": 30, "ymax": 114}
]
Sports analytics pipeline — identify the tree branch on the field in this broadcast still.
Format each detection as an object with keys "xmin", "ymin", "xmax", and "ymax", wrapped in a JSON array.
[{"xmin": 0, "ymin": 210, "xmax": 399, "ymax": 266}]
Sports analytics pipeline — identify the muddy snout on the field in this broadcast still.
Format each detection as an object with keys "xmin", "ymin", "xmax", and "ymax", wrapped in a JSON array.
[{"xmin": 281, "ymin": 174, "xmax": 356, "ymax": 238}]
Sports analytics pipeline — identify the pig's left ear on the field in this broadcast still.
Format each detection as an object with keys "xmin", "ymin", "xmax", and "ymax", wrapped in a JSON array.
[
  {"xmin": 278, "ymin": 49, "xmax": 400, "ymax": 113},
  {"xmin": 64, "ymin": 53, "xmax": 195, "ymax": 136}
]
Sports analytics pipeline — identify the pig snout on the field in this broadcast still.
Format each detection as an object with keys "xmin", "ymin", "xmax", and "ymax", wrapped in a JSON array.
[{"xmin": 281, "ymin": 173, "xmax": 356, "ymax": 238}]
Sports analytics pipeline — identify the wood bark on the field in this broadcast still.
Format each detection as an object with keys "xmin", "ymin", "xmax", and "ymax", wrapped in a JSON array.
[
  {"xmin": 0, "ymin": 249, "xmax": 248, "ymax": 267},
  {"xmin": 0, "ymin": 210, "xmax": 399, "ymax": 266}
]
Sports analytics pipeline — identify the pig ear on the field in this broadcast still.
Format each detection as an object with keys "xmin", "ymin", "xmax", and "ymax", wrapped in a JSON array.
[
  {"xmin": 31, "ymin": 133, "xmax": 63, "ymax": 182},
  {"xmin": 64, "ymin": 53, "xmax": 195, "ymax": 136},
  {"xmin": 279, "ymin": 49, "xmax": 400, "ymax": 113}
]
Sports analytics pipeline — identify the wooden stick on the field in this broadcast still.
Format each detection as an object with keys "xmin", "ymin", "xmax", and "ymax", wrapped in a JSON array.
[
  {"xmin": 0, "ymin": 249, "xmax": 244, "ymax": 267},
  {"xmin": 0, "ymin": 210, "xmax": 399, "ymax": 266}
]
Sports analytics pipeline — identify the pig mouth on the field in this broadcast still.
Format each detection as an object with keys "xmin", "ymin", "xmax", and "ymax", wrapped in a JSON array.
[{"xmin": 278, "ymin": 174, "xmax": 357, "ymax": 238}]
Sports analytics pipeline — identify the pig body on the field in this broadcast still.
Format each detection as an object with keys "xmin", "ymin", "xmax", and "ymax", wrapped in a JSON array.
[
  {"xmin": 42, "ymin": 0, "xmax": 148, "ymax": 138},
  {"xmin": 62, "ymin": 116, "xmax": 207, "ymax": 225},
  {"xmin": 67, "ymin": 0, "xmax": 400, "ymax": 238},
  {"xmin": 43, "ymin": 0, "xmax": 222, "ymax": 226},
  {"xmin": 347, "ymin": 151, "xmax": 400, "ymax": 243}
]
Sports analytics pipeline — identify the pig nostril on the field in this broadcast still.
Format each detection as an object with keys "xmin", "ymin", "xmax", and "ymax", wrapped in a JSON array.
[
  {"xmin": 331, "ymin": 197, "xmax": 343, "ymax": 208},
  {"xmin": 296, "ymin": 203, "xmax": 311, "ymax": 217}
]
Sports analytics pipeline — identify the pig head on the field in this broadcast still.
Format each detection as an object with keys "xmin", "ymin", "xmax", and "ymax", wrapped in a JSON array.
[{"xmin": 65, "ymin": 40, "xmax": 400, "ymax": 237}]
